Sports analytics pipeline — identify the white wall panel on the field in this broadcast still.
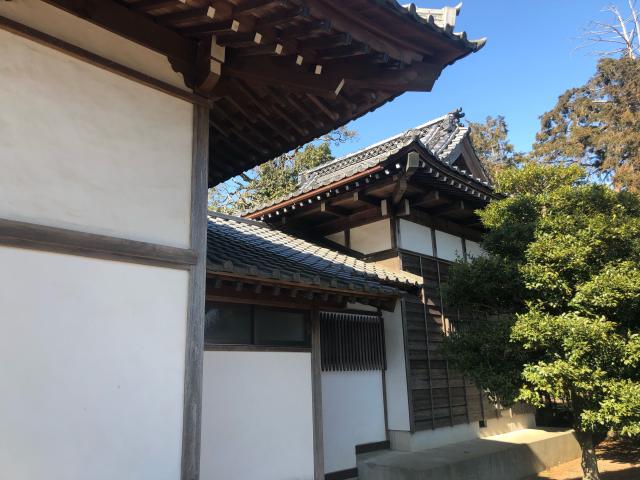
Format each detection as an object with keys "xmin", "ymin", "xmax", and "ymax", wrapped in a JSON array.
[
  {"xmin": 325, "ymin": 231, "xmax": 346, "ymax": 246},
  {"xmin": 383, "ymin": 301, "xmax": 411, "ymax": 431},
  {"xmin": 465, "ymin": 240, "xmax": 487, "ymax": 259},
  {"xmin": 0, "ymin": 247, "xmax": 188, "ymax": 480},
  {"xmin": 0, "ymin": 30, "xmax": 192, "ymax": 247},
  {"xmin": 434, "ymin": 230, "xmax": 464, "ymax": 262},
  {"xmin": 322, "ymin": 371, "xmax": 386, "ymax": 473},
  {"xmin": 201, "ymin": 351, "xmax": 314, "ymax": 480},
  {"xmin": 350, "ymin": 220, "xmax": 392, "ymax": 254},
  {"xmin": 397, "ymin": 219, "xmax": 433, "ymax": 256},
  {"xmin": 0, "ymin": 0, "xmax": 188, "ymax": 89}
]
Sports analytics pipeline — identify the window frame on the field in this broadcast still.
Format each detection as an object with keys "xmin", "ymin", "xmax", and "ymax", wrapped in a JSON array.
[{"xmin": 204, "ymin": 302, "xmax": 311, "ymax": 352}]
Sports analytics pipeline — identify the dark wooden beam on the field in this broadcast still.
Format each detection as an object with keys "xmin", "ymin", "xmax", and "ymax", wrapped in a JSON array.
[
  {"xmin": 154, "ymin": 6, "xmax": 216, "ymax": 26},
  {"xmin": 412, "ymin": 190, "xmax": 445, "ymax": 208},
  {"xmin": 235, "ymin": 0, "xmax": 285, "ymax": 14},
  {"xmin": 353, "ymin": 190, "xmax": 383, "ymax": 208},
  {"xmin": 313, "ymin": 206, "xmax": 382, "ymax": 236},
  {"xmin": 320, "ymin": 201, "xmax": 351, "ymax": 217},
  {"xmin": 223, "ymin": 57, "xmax": 345, "ymax": 98},
  {"xmin": 130, "ymin": 0, "xmax": 186, "ymax": 12},
  {"xmin": 180, "ymin": 18, "xmax": 241, "ymax": 36},
  {"xmin": 318, "ymin": 42, "xmax": 370, "ymax": 60},
  {"xmin": 392, "ymin": 151, "xmax": 421, "ymax": 204},
  {"xmin": 428, "ymin": 200, "xmax": 467, "ymax": 217},
  {"xmin": 305, "ymin": 96, "xmax": 339, "ymax": 124},
  {"xmin": 0, "ymin": 217, "xmax": 196, "ymax": 269},
  {"xmin": 311, "ymin": 309, "xmax": 324, "ymax": 480},
  {"xmin": 42, "ymin": 0, "xmax": 197, "ymax": 81},
  {"xmin": 302, "ymin": 32, "xmax": 352, "ymax": 50},
  {"xmin": 181, "ymin": 103, "xmax": 210, "ymax": 480}
]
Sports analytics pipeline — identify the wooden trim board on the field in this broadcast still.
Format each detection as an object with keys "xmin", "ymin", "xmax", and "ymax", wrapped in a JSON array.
[
  {"xmin": 0, "ymin": 218, "xmax": 196, "ymax": 269},
  {"xmin": 355, "ymin": 440, "xmax": 391, "ymax": 455},
  {"xmin": 311, "ymin": 309, "xmax": 325, "ymax": 479},
  {"xmin": 181, "ymin": 104, "xmax": 210, "ymax": 480},
  {"xmin": 324, "ymin": 467, "xmax": 359, "ymax": 480},
  {"xmin": 204, "ymin": 344, "xmax": 312, "ymax": 353}
]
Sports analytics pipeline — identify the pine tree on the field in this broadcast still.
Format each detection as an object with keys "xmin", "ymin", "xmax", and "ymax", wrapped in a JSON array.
[{"xmin": 533, "ymin": 57, "xmax": 640, "ymax": 192}]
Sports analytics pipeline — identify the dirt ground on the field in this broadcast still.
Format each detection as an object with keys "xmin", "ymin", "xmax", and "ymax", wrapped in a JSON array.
[{"xmin": 530, "ymin": 439, "xmax": 640, "ymax": 480}]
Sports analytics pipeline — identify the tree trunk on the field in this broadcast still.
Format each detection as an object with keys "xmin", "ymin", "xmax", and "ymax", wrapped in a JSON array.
[{"xmin": 576, "ymin": 431, "xmax": 601, "ymax": 480}]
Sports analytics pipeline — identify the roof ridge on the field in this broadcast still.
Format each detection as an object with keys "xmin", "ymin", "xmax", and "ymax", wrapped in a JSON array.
[
  {"xmin": 301, "ymin": 111, "xmax": 457, "ymax": 178},
  {"xmin": 208, "ymin": 210, "xmax": 272, "ymax": 228},
  {"xmin": 207, "ymin": 213, "xmax": 423, "ymax": 288},
  {"xmin": 242, "ymin": 108, "xmax": 493, "ymax": 216}
]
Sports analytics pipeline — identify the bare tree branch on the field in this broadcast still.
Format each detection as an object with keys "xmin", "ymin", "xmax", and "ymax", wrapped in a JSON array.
[{"xmin": 578, "ymin": 1, "xmax": 640, "ymax": 58}]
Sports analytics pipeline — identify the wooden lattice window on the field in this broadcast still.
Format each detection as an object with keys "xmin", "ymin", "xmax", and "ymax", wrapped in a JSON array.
[{"xmin": 320, "ymin": 312, "xmax": 386, "ymax": 371}]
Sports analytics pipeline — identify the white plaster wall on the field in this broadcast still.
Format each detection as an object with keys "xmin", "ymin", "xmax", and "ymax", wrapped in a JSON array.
[
  {"xmin": 0, "ymin": 30, "xmax": 192, "ymax": 247},
  {"xmin": 0, "ymin": 0, "xmax": 188, "ymax": 89},
  {"xmin": 434, "ymin": 229, "xmax": 464, "ymax": 262},
  {"xmin": 397, "ymin": 219, "xmax": 433, "ymax": 257},
  {"xmin": 322, "ymin": 371, "xmax": 386, "ymax": 473},
  {"xmin": 389, "ymin": 411, "xmax": 537, "ymax": 452},
  {"xmin": 326, "ymin": 231, "xmax": 346, "ymax": 246},
  {"xmin": 201, "ymin": 351, "xmax": 314, "ymax": 480},
  {"xmin": 0, "ymin": 246, "xmax": 188, "ymax": 480},
  {"xmin": 465, "ymin": 239, "xmax": 487, "ymax": 259},
  {"xmin": 350, "ymin": 220, "xmax": 392, "ymax": 254},
  {"xmin": 383, "ymin": 301, "xmax": 411, "ymax": 431}
]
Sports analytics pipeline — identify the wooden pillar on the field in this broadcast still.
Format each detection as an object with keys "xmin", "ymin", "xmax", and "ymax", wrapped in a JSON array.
[
  {"xmin": 311, "ymin": 309, "xmax": 325, "ymax": 479},
  {"xmin": 181, "ymin": 104, "xmax": 210, "ymax": 480}
]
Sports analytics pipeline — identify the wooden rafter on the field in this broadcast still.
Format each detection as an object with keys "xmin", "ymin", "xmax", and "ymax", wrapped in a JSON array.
[
  {"xmin": 225, "ymin": 57, "xmax": 345, "ymax": 98},
  {"xmin": 42, "ymin": 0, "xmax": 197, "ymax": 78}
]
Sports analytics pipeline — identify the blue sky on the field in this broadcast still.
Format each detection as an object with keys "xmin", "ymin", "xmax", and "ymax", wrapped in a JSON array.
[{"xmin": 332, "ymin": 0, "xmax": 611, "ymax": 158}]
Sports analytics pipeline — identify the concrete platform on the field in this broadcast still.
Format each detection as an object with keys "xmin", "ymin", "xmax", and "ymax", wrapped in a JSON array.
[{"xmin": 357, "ymin": 428, "xmax": 581, "ymax": 480}]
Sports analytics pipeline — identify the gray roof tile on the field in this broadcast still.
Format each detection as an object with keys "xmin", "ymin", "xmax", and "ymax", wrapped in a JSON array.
[
  {"xmin": 244, "ymin": 109, "xmax": 491, "ymax": 215},
  {"xmin": 207, "ymin": 212, "xmax": 422, "ymax": 296}
]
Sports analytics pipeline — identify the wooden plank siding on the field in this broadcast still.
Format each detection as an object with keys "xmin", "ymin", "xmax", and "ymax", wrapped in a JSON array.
[{"xmin": 399, "ymin": 252, "xmax": 490, "ymax": 432}]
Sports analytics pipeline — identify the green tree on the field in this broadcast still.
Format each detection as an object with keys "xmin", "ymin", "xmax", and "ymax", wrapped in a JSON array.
[
  {"xmin": 209, "ymin": 127, "xmax": 355, "ymax": 213},
  {"xmin": 533, "ymin": 57, "xmax": 640, "ymax": 192},
  {"xmin": 468, "ymin": 115, "xmax": 522, "ymax": 181},
  {"xmin": 442, "ymin": 163, "xmax": 640, "ymax": 480}
]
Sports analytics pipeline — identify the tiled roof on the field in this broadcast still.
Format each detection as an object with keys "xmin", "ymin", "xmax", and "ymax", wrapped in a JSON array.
[
  {"xmin": 243, "ymin": 109, "xmax": 491, "ymax": 215},
  {"xmin": 207, "ymin": 213, "xmax": 423, "ymax": 296}
]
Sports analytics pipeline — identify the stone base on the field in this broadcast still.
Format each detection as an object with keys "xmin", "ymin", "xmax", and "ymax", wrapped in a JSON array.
[
  {"xmin": 357, "ymin": 428, "xmax": 581, "ymax": 480},
  {"xmin": 389, "ymin": 411, "xmax": 536, "ymax": 452}
]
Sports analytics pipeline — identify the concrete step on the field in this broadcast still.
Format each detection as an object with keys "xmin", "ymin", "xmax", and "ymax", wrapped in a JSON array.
[{"xmin": 357, "ymin": 428, "xmax": 580, "ymax": 480}]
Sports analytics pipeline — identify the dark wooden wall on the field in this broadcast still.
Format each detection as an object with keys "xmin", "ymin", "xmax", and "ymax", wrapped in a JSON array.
[{"xmin": 400, "ymin": 252, "xmax": 496, "ymax": 431}]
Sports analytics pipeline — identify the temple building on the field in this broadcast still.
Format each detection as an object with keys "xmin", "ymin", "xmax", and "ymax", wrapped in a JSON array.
[
  {"xmin": 242, "ymin": 110, "xmax": 537, "ymax": 477},
  {"xmin": 0, "ymin": 1, "xmax": 489, "ymax": 480}
]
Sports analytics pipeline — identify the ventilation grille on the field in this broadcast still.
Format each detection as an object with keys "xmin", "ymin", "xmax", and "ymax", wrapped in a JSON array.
[{"xmin": 320, "ymin": 312, "xmax": 386, "ymax": 371}]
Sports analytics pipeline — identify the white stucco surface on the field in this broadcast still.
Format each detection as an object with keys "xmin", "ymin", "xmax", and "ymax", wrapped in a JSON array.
[
  {"xmin": 434, "ymin": 229, "xmax": 464, "ymax": 262},
  {"xmin": 397, "ymin": 219, "xmax": 434, "ymax": 256},
  {"xmin": 322, "ymin": 370, "xmax": 387, "ymax": 473},
  {"xmin": 383, "ymin": 301, "xmax": 411, "ymax": 431},
  {"xmin": 326, "ymin": 230, "xmax": 346, "ymax": 246},
  {"xmin": 201, "ymin": 351, "xmax": 314, "ymax": 480},
  {"xmin": 465, "ymin": 239, "xmax": 487, "ymax": 259},
  {"xmin": 0, "ymin": 29, "xmax": 192, "ymax": 247},
  {"xmin": 0, "ymin": 246, "xmax": 188, "ymax": 480},
  {"xmin": 0, "ymin": 0, "xmax": 188, "ymax": 89},
  {"xmin": 350, "ymin": 220, "xmax": 392, "ymax": 254}
]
